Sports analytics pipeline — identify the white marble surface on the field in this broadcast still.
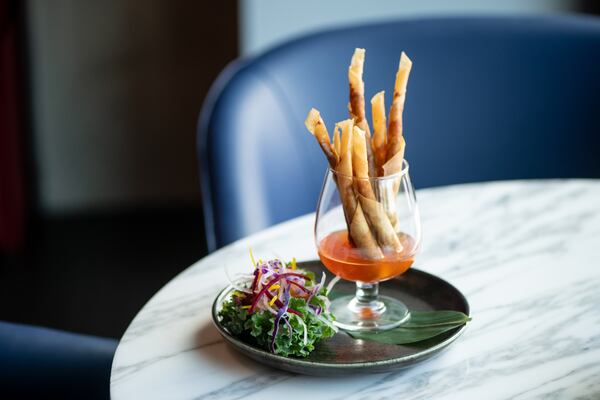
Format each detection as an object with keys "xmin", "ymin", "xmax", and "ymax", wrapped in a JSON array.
[{"xmin": 111, "ymin": 180, "xmax": 600, "ymax": 400}]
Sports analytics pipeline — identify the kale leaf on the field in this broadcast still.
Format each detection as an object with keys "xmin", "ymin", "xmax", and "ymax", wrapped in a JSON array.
[{"xmin": 218, "ymin": 290, "xmax": 336, "ymax": 358}]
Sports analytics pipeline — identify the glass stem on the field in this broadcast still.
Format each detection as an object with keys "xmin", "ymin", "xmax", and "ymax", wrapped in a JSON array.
[{"xmin": 355, "ymin": 282, "xmax": 380, "ymax": 306}]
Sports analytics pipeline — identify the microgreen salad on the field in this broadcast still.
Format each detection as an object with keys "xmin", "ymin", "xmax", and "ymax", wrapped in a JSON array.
[{"xmin": 218, "ymin": 254, "xmax": 339, "ymax": 357}]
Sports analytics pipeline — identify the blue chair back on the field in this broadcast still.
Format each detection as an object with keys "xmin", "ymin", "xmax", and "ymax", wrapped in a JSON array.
[{"xmin": 198, "ymin": 15, "xmax": 600, "ymax": 250}]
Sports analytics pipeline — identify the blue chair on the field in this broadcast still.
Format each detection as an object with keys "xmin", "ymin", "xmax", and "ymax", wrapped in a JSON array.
[
  {"xmin": 198, "ymin": 15, "xmax": 600, "ymax": 251},
  {"xmin": 0, "ymin": 321, "xmax": 116, "ymax": 399}
]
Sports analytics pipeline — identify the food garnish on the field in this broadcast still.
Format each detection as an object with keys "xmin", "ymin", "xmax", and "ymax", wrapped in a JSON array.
[
  {"xmin": 219, "ymin": 254, "xmax": 337, "ymax": 357},
  {"xmin": 348, "ymin": 310, "xmax": 471, "ymax": 345}
]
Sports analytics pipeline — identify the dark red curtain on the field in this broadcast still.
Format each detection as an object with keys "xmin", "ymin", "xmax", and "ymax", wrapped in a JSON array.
[{"xmin": 0, "ymin": 0, "xmax": 25, "ymax": 252}]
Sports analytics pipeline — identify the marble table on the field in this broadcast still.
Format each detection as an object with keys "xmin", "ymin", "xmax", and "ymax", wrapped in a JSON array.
[{"xmin": 111, "ymin": 180, "xmax": 600, "ymax": 399}]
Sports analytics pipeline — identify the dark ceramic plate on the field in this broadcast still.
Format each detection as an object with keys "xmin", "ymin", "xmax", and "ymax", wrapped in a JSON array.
[{"xmin": 211, "ymin": 260, "xmax": 469, "ymax": 376}]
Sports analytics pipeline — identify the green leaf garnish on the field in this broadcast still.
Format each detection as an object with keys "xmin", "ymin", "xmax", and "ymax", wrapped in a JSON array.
[
  {"xmin": 218, "ymin": 260, "xmax": 336, "ymax": 358},
  {"xmin": 347, "ymin": 310, "xmax": 470, "ymax": 345},
  {"xmin": 403, "ymin": 310, "xmax": 471, "ymax": 328},
  {"xmin": 220, "ymin": 294, "xmax": 336, "ymax": 357}
]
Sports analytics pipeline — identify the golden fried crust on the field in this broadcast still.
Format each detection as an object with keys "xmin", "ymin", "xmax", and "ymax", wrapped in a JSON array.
[
  {"xmin": 371, "ymin": 91, "xmax": 387, "ymax": 174},
  {"xmin": 348, "ymin": 48, "xmax": 366, "ymax": 121},
  {"xmin": 386, "ymin": 52, "xmax": 412, "ymax": 164},
  {"xmin": 305, "ymin": 108, "xmax": 338, "ymax": 167}
]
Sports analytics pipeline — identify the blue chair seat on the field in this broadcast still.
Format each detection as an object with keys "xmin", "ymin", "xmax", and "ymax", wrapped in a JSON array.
[{"xmin": 0, "ymin": 321, "xmax": 116, "ymax": 399}]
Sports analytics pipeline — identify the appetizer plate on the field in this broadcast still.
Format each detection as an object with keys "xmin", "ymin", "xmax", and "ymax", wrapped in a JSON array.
[{"xmin": 212, "ymin": 260, "xmax": 469, "ymax": 376}]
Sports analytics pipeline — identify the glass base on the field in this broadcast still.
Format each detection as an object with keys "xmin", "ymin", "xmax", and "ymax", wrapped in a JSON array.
[{"xmin": 330, "ymin": 294, "xmax": 410, "ymax": 332}]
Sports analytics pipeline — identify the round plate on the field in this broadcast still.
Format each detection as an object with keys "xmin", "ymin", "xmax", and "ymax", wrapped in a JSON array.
[{"xmin": 211, "ymin": 260, "xmax": 470, "ymax": 376}]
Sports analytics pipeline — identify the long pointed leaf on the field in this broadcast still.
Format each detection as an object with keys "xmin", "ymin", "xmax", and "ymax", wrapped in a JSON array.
[
  {"xmin": 347, "ymin": 310, "xmax": 470, "ymax": 345},
  {"xmin": 403, "ymin": 311, "xmax": 470, "ymax": 328}
]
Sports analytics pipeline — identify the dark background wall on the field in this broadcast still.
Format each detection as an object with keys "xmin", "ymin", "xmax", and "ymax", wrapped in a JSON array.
[
  {"xmin": 0, "ymin": 1, "xmax": 237, "ymax": 338},
  {"xmin": 28, "ymin": 0, "xmax": 237, "ymax": 213}
]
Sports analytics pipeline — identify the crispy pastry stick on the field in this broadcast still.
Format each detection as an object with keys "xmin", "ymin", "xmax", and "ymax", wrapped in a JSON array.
[
  {"xmin": 358, "ymin": 194, "xmax": 403, "ymax": 253},
  {"xmin": 348, "ymin": 48, "xmax": 377, "ymax": 177},
  {"xmin": 305, "ymin": 108, "xmax": 338, "ymax": 167},
  {"xmin": 338, "ymin": 120, "xmax": 382, "ymax": 258},
  {"xmin": 348, "ymin": 49, "xmax": 366, "ymax": 122},
  {"xmin": 382, "ymin": 53, "xmax": 411, "ymax": 227},
  {"xmin": 351, "ymin": 126, "xmax": 377, "ymax": 201},
  {"xmin": 352, "ymin": 126, "xmax": 403, "ymax": 253},
  {"xmin": 306, "ymin": 115, "xmax": 367, "ymax": 253},
  {"xmin": 382, "ymin": 139, "xmax": 405, "ymax": 178},
  {"xmin": 384, "ymin": 52, "xmax": 412, "ymax": 166},
  {"xmin": 350, "ymin": 203, "xmax": 384, "ymax": 259},
  {"xmin": 335, "ymin": 119, "xmax": 357, "ymax": 228},
  {"xmin": 332, "ymin": 124, "xmax": 341, "ymax": 157},
  {"xmin": 370, "ymin": 91, "xmax": 387, "ymax": 174}
]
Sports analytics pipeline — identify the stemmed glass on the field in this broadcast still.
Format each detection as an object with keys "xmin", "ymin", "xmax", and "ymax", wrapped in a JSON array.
[{"xmin": 315, "ymin": 160, "xmax": 421, "ymax": 331}]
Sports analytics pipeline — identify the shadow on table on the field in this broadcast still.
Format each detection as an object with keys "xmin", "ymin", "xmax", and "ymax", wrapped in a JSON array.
[
  {"xmin": 191, "ymin": 321, "xmax": 307, "ymax": 399},
  {"xmin": 193, "ymin": 321, "xmax": 275, "ymax": 374}
]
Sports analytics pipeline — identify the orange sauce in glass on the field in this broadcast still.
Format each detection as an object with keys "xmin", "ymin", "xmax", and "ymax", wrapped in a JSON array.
[{"xmin": 318, "ymin": 230, "xmax": 416, "ymax": 283}]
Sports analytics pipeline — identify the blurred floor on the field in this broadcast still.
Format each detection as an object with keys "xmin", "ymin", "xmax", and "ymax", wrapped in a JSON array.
[{"xmin": 0, "ymin": 208, "xmax": 207, "ymax": 338}]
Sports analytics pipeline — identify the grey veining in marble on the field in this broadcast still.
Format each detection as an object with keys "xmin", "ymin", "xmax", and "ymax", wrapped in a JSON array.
[{"xmin": 111, "ymin": 180, "xmax": 600, "ymax": 399}]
